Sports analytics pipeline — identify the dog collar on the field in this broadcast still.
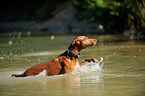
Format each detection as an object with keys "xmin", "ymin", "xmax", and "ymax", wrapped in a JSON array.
[{"xmin": 67, "ymin": 48, "xmax": 80, "ymax": 59}]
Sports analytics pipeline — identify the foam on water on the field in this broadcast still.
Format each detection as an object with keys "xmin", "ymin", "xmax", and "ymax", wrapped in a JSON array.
[
  {"xmin": 31, "ymin": 57, "xmax": 104, "ymax": 77},
  {"xmin": 72, "ymin": 58, "xmax": 104, "ymax": 74},
  {"xmin": 7, "ymin": 58, "xmax": 104, "ymax": 79},
  {"xmin": 35, "ymin": 69, "xmax": 47, "ymax": 77}
]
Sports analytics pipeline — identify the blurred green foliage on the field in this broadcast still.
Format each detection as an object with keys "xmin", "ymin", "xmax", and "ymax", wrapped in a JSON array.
[{"xmin": 73, "ymin": 0, "xmax": 145, "ymax": 32}]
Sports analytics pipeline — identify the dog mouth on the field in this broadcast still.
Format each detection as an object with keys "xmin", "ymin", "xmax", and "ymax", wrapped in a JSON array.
[{"xmin": 91, "ymin": 39, "xmax": 97, "ymax": 46}]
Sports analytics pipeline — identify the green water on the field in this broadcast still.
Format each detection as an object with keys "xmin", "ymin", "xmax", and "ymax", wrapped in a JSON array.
[{"xmin": 0, "ymin": 34, "xmax": 145, "ymax": 96}]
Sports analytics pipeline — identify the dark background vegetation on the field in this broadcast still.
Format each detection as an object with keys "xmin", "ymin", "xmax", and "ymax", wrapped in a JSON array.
[
  {"xmin": 0, "ymin": 0, "xmax": 144, "ymax": 36},
  {"xmin": 73, "ymin": 0, "xmax": 145, "ymax": 33},
  {"xmin": 0, "ymin": 0, "xmax": 68, "ymax": 21}
]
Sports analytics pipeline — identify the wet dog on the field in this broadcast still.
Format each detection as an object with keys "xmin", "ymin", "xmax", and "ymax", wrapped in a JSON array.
[{"xmin": 12, "ymin": 36, "xmax": 98, "ymax": 77}]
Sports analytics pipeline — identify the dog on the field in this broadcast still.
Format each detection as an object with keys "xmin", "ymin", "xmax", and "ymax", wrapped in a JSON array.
[{"xmin": 12, "ymin": 36, "xmax": 98, "ymax": 77}]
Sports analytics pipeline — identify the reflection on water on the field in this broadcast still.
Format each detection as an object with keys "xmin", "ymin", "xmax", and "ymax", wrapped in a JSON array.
[
  {"xmin": 0, "ymin": 34, "xmax": 145, "ymax": 96},
  {"xmin": 0, "ymin": 67, "xmax": 104, "ymax": 96}
]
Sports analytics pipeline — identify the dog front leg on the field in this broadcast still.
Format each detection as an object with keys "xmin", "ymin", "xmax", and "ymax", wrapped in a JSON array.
[{"xmin": 79, "ymin": 58, "xmax": 98, "ymax": 66}]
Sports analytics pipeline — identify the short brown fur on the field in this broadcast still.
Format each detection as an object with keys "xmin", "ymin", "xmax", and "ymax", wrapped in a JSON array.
[{"xmin": 12, "ymin": 36, "xmax": 97, "ymax": 77}]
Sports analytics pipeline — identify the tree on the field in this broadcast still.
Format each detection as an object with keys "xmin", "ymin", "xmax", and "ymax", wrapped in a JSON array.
[{"xmin": 73, "ymin": 0, "xmax": 145, "ymax": 33}]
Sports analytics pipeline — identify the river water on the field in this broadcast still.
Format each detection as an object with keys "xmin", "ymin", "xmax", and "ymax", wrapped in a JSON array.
[{"xmin": 0, "ymin": 34, "xmax": 145, "ymax": 96}]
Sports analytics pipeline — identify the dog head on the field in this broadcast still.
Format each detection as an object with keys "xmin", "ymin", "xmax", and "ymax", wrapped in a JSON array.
[{"xmin": 69, "ymin": 36, "xmax": 97, "ymax": 51}]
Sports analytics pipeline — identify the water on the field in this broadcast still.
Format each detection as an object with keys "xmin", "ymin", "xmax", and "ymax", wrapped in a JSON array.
[{"xmin": 0, "ymin": 34, "xmax": 145, "ymax": 96}]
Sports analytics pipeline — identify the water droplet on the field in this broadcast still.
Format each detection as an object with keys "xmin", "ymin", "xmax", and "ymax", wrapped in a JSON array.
[
  {"xmin": 9, "ymin": 33, "xmax": 12, "ymax": 37},
  {"xmin": 8, "ymin": 41, "xmax": 12, "ymax": 45},
  {"xmin": 0, "ymin": 57, "xmax": 4, "ymax": 60},
  {"xmin": 138, "ymin": 49, "xmax": 141, "ymax": 52},
  {"xmin": 51, "ymin": 35, "xmax": 55, "ymax": 40},
  {"xmin": 27, "ymin": 31, "xmax": 31, "ymax": 36},
  {"xmin": 7, "ymin": 56, "xmax": 10, "ymax": 58},
  {"xmin": 28, "ymin": 60, "xmax": 31, "ymax": 62},
  {"xmin": 18, "ymin": 32, "xmax": 22, "ymax": 39},
  {"xmin": 106, "ymin": 56, "xmax": 108, "ymax": 60},
  {"xmin": 31, "ymin": 49, "xmax": 34, "ymax": 52},
  {"xmin": 10, "ymin": 52, "xmax": 12, "ymax": 55}
]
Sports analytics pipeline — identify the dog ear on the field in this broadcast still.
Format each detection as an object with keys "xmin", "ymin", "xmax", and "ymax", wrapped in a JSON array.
[
  {"xmin": 75, "ymin": 41, "xmax": 80, "ymax": 46},
  {"xmin": 72, "ymin": 39, "xmax": 80, "ymax": 46}
]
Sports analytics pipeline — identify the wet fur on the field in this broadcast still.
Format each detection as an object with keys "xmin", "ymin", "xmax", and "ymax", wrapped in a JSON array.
[{"xmin": 12, "ymin": 36, "xmax": 97, "ymax": 77}]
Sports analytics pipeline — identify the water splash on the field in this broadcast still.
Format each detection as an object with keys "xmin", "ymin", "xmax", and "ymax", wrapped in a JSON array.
[
  {"xmin": 73, "ymin": 58, "xmax": 104, "ymax": 74},
  {"xmin": 35, "ymin": 58, "xmax": 104, "ymax": 77},
  {"xmin": 35, "ymin": 69, "xmax": 47, "ymax": 77},
  {"xmin": 10, "ymin": 58, "xmax": 104, "ymax": 78}
]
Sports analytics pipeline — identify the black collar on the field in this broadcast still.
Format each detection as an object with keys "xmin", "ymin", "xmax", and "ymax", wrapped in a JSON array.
[{"xmin": 66, "ymin": 48, "xmax": 80, "ymax": 59}]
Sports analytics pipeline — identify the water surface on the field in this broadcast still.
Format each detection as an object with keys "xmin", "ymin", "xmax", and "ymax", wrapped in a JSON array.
[{"xmin": 0, "ymin": 34, "xmax": 145, "ymax": 96}]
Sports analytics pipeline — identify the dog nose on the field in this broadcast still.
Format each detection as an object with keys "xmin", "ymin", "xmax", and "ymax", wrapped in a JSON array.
[
  {"xmin": 93, "ymin": 39, "xmax": 97, "ymax": 43},
  {"xmin": 90, "ymin": 39, "xmax": 97, "ymax": 46},
  {"xmin": 94, "ymin": 39, "xmax": 97, "ymax": 42}
]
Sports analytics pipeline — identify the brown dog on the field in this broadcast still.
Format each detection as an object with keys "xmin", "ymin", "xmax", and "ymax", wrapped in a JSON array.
[{"xmin": 12, "ymin": 36, "xmax": 97, "ymax": 77}]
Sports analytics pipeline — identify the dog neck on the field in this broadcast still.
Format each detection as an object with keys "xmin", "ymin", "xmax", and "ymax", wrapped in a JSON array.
[{"xmin": 66, "ymin": 48, "xmax": 80, "ymax": 59}]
